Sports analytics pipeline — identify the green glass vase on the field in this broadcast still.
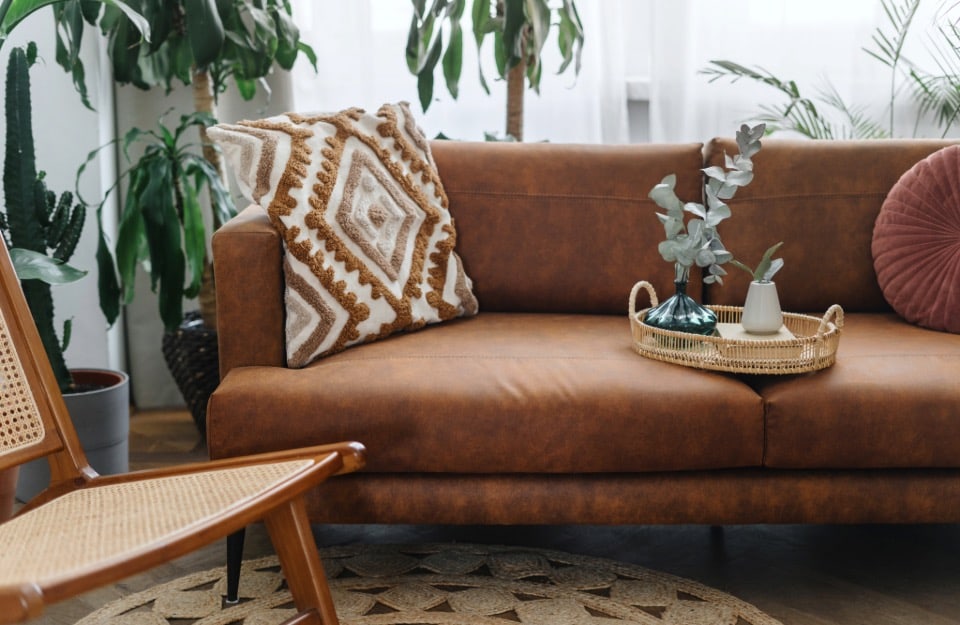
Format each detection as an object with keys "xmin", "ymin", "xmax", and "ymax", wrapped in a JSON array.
[{"xmin": 643, "ymin": 265, "xmax": 717, "ymax": 336}]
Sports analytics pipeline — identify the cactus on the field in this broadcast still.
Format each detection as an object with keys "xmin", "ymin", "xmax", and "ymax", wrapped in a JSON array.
[{"xmin": 2, "ymin": 45, "xmax": 86, "ymax": 392}]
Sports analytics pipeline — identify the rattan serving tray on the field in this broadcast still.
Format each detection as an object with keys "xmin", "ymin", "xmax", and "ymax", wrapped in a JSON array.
[{"xmin": 629, "ymin": 281, "xmax": 843, "ymax": 374}]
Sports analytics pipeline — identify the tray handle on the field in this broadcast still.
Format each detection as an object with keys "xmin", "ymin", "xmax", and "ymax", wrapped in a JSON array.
[
  {"xmin": 817, "ymin": 304, "xmax": 845, "ymax": 336},
  {"xmin": 629, "ymin": 281, "xmax": 659, "ymax": 317}
]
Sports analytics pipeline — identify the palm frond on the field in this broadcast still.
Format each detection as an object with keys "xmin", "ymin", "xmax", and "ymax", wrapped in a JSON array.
[{"xmin": 816, "ymin": 81, "xmax": 889, "ymax": 139}]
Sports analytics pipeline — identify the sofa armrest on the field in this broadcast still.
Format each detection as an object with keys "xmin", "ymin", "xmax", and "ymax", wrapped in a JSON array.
[{"xmin": 213, "ymin": 205, "xmax": 286, "ymax": 376}]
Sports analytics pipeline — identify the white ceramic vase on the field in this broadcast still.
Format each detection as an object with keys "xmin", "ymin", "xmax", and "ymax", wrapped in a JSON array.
[{"xmin": 741, "ymin": 281, "xmax": 783, "ymax": 334}]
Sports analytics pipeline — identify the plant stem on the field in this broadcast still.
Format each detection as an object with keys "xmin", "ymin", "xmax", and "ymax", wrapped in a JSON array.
[
  {"xmin": 506, "ymin": 56, "xmax": 525, "ymax": 141},
  {"xmin": 190, "ymin": 66, "xmax": 225, "ymax": 329}
]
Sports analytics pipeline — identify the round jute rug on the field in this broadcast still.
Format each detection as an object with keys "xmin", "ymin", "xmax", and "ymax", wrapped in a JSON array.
[{"xmin": 76, "ymin": 543, "xmax": 783, "ymax": 625}]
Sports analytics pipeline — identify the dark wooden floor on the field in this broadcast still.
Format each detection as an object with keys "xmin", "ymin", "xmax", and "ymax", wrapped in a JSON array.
[{"xmin": 36, "ymin": 409, "xmax": 960, "ymax": 624}]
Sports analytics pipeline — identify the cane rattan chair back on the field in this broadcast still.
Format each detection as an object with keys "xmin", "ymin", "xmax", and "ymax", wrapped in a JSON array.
[
  {"xmin": 0, "ymin": 241, "xmax": 365, "ymax": 624},
  {"xmin": 0, "ymin": 248, "xmax": 81, "ymax": 477}
]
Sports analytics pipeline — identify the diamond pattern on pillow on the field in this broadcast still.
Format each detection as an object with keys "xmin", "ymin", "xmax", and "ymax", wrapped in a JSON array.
[{"xmin": 209, "ymin": 103, "xmax": 478, "ymax": 367}]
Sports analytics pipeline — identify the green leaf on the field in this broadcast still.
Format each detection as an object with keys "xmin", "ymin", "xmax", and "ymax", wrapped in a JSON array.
[
  {"xmin": 417, "ymin": 31, "xmax": 443, "ymax": 111},
  {"xmin": 701, "ymin": 165, "xmax": 726, "ymax": 182},
  {"xmin": 406, "ymin": 12, "xmax": 424, "ymax": 74},
  {"xmin": 705, "ymin": 203, "xmax": 731, "ymax": 227},
  {"xmin": 471, "ymin": 0, "xmax": 492, "ymax": 93},
  {"xmin": 296, "ymin": 40, "xmax": 317, "ymax": 71},
  {"xmin": 96, "ymin": 211, "xmax": 121, "ymax": 326},
  {"xmin": 185, "ymin": 156, "xmax": 236, "ymax": 228},
  {"xmin": 493, "ymin": 28, "xmax": 507, "ymax": 79},
  {"xmin": 442, "ymin": 16, "xmax": 463, "ymax": 98},
  {"xmin": 235, "ymin": 76, "xmax": 256, "ymax": 100},
  {"xmin": 556, "ymin": 0, "xmax": 583, "ymax": 75},
  {"xmin": 115, "ymin": 167, "xmax": 148, "ymax": 304},
  {"xmin": 10, "ymin": 247, "xmax": 87, "ymax": 284},
  {"xmin": 2, "ymin": 0, "xmax": 150, "ymax": 46},
  {"xmin": 502, "ymin": 0, "xmax": 525, "ymax": 63},
  {"xmin": 683, "ymin": 202, "xmax": 706, "ymax": 219},
  {"xmin": 523, "ymin": 0, "xmax": 550, "ymax": 73},
  {"xmin": 755, "ymin": 241, "xmax": 784, "ymax": 282},
  {"xmin": 471, "ymin": 0, "xmax": 490, "ymax": 47},
  {"xmin": 180, "ymin": 176, "xmax": 205, "ymax": 299},
  {"xmin": 648, "ymin": 175, "xmax": 682, "ymax": 213},
  {"xmin": 658, "ymin": 240, "xmax": 679, "ymax": 263},
  {"xmin": 79, "ymin": 0, "xmax": 100, "ymax": 23},
  {"xmin": 185, "ymin": 0, "xmax": 225, "ymax": 68},
  {"xmin": 271, "ymin": 6, "xmax": 299, "ymax": 69},
  {"xmin": 724, "ymin": 170, "xmax": 754, "ymax": 187}
]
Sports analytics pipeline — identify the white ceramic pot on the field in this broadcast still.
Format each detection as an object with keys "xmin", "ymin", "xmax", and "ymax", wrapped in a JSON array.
[{"xmin": 741, "ymin": 281, "xmax": 783, "ymax": 334}]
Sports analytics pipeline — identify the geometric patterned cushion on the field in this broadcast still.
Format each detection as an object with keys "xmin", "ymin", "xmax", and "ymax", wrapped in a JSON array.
[
  {"xmin": 873, "ymin": 145, "xmax": 960, "ymax": 334},
  {"xmin": 208, "ymin": 103, "xmax": 478, "ymax": 367}
]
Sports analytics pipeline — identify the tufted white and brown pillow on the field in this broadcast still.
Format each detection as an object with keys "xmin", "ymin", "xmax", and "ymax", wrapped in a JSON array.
[
  {"xmin": 209, "ymin": 103, "xmax": 478, "ymax": 367},
  {"xmin": 873, "ymin": 145, "xmax": 960, "ymax": 334}
]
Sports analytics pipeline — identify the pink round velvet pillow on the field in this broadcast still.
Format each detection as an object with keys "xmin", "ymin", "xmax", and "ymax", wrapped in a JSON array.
[{"xmin": 873, "ymin": 145, "xmax": 960, "ymax": 333}]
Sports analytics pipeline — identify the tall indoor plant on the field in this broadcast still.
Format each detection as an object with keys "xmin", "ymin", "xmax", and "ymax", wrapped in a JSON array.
[
  {"xmin": 2, "ymin": 43, "xmax": 86, "ymax": 393},
  {"xmin": 1, "ymin": 1, "xmax": 148, "ymax": 504},
  {"xmin": 701, "ymin": 0, "xmax": 960, "ymax": 139},
  {"xmin": 406, "ymin": 0, "xmax": 584, "ymax": 141},
  {"xmin": 57, "ymin": 1, "xmax": 315, "ymax": 432},
  {"xmin": 56, "ymin": 0, "xmax": 316, "ymax": 331}
]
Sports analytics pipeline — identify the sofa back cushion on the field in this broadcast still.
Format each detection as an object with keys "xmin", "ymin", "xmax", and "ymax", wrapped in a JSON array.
[
  {"xmin": 431, "ymin": 140, "xmax": 705, "ymax": 314},
  {"xmin": 703, "ymin": 138, "xmax": 957, "ymax": 313}
]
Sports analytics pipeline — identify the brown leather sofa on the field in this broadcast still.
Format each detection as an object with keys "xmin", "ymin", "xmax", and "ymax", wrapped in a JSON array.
[{"xmin": 209, "ymin": 138, "xmax": 960, "ymax": 525}]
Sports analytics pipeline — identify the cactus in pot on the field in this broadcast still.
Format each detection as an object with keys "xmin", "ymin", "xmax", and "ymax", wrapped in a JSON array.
[{"xmin": 1, "ymin": 44, "xmax": 87, "ymax": 392}]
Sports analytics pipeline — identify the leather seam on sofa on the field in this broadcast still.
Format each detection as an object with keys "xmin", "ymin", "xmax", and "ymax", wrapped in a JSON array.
[{"xmin": 445, "ymin": 190, "xmax": 645, "ymax": 202}]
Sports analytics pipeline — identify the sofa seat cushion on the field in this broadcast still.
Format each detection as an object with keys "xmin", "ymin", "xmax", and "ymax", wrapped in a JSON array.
[
  {"xmin": 754, "ymin": 313, "xmax": 960, "ymax": 469},
  {"xmin": 208, "ymin": 313, "xmax": 764, "ymax": 473}
]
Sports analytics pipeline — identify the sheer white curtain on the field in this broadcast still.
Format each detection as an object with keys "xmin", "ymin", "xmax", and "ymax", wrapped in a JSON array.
[
  {"xmin": 287, "ymin": 0, "xmax": 628, "ymax": 143},
  {"xmin": 648, "ymin": 0, "xmax": 955, "ymax": 143}
]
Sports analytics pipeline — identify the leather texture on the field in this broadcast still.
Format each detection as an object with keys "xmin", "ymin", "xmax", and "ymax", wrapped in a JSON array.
[
  {"xmin": 302, "ymin": 470, "xmax": 960, "ymax": 525},
  {"xmin": 432, "ymin": 141, "xmax": 706, "ymax": 314},
  {"xmin": 209, "ymin": 313, "xmax": 764, "ymax": 473},
  {"xmin": 213, "ymin": 205, "xmax": 287, "ymax": 375},
  {"xmin": 752, "ymin": 313, "xmax": 960, "ymax": 469},
  {"xmin": 703, "ymin": 138, "xmax": 957, "ymax": 312},
  {"xmin": 210, "ymin": 138, "xmax": 960, "ymax": 525}
]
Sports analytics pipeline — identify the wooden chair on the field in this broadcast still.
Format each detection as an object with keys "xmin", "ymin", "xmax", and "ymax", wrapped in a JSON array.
[{"xmin": 0, "ymin": 241, "xmax": 365, "ymax": 624}]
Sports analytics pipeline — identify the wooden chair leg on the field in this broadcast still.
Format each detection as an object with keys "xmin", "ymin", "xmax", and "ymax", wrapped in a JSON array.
[
  {"xmin": 263, "ymin": 497, "xmax": 339, "ymax": 625},
  {"xmin": 225, "ymin": 528, "xmax": 246, "ymax": 603}
]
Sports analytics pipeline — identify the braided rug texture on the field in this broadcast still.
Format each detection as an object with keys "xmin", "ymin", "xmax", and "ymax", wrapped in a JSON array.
[{"xmin": 75, "ymin": 543, "xmax": 782, "ymax": 625}]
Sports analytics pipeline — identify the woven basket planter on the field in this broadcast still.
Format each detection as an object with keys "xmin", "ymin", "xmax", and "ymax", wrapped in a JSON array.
[{"xmin": 161, "ymin": 311, "xmax": 219, "ymax": 437}]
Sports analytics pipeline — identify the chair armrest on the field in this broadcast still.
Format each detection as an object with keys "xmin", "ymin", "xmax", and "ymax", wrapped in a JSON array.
[
  {"xmin": 92, "ymin": 441, "xmax": 367, "ymax": 485},
  {"xmin": 213, "ymin": 205, "xmax": 287, "ymax": 376}
]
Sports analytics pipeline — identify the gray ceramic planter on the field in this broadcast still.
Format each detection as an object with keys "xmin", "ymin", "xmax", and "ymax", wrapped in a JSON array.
[{"xmin": 16, "ymin": 368, "xmax": 130, "ymax": 503}]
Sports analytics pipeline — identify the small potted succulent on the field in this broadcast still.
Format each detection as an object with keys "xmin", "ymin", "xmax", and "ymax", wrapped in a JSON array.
[
  {"xmin": 731, "ymin": 242, "xmax": 785, "ymax": 334},
  {"xmin": 646, "ymin": 123, "xmax": 765, "ymax": 335}
]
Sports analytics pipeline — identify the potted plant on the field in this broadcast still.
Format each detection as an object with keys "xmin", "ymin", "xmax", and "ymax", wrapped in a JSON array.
[
  {"xmin": 405, "ymin": 0, "xmax": 584, "ymax": 141},
  {"xmin": 56, "ymin": 1, "xmax": 314, "ymax": 433},
  {"xmin": 732, "ymin": 241, "xmax": 786, "ymax": 334},
  {"xmin": 1, "ymin": 0, "xmax": 151, "ymax": 504},
  {"xmin": 701, "ymin": 0, "xmax": 960, "ymax": 139},
  {"xmin": 645, "ymin": 123, "xmax": 765, "ymax": 335},
  {"xmin": 2, "ymin": 44, "xmax": 134, "ymax": 502}
]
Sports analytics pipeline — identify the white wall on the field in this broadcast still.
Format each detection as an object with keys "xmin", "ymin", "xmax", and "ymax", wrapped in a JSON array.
[{"xmin": 0, "ymin": 10, "xmax": 123, "ymax": 374}]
